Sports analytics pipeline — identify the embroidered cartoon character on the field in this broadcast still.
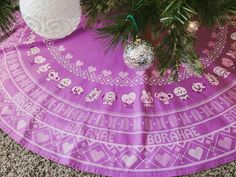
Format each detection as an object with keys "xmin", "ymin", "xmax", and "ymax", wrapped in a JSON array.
[
  {"xmin": 231, "ymin": 41, "xmax": 236, "ymax": 50},
  {"xmin": 227, "ymin": 50, "xmax": 236, "ymax": 59},
  {"xmin": 204, "ymin": 73, "xmax": 219, "ymax": 86},
  {"xmin": 58, "ymin": 78, "xmax": 72, "ymax": 89},
  {"xmin": 46, "ymin": 70, "xmax": 60, "ymax": 81},
  {"xmin": 27, "ymin": 47, "xmax": 40, "ymax": 56},
  {"xmin": 31, "ymin": 56, "xmax": 46, "ymax": 65},
  {"xmin": 141, "ymin": 90, "xmax": 154, "ymax": 107},
  {"xmin": 213, "ymin": 66, "xmax": 230, "ymax": 78},
  {"xmin": 23, "ymin": 33, "xmax": 35, "ymax": 45},
  {"xmin": 37, "ymin": 63, "xmax": 51, "ymax": 74},
  {"xmin": 121, "ymin": 92, "xmax": 136, "ymax": 108},
  {"xmin": 85, "ymin": 88, "xmax": 101, "ymax": 102},
  {"xmin": 174, "ymin": 87, "xmax": 189, "ymax": 101},
  {"xmin": 102, "ymin": 92, "xmax": 117, "ymax": 105},
  {"xmin": 192, "ymin": 82, "xmax": 206, "ymax": 93},
  {"xmin": 231, "ymin": 32, "xmax": 236, "ymax": 40},
  {"xmin": 155, "ymin": 92, "xmax": 173, "ymax": 105},
  {"xmin": 222, "ymin": 58, "xmax": 236, "ymax": 68},
  {"xmin": 71, "ymin": 86, "xmax": 84, "ymax": 95}
]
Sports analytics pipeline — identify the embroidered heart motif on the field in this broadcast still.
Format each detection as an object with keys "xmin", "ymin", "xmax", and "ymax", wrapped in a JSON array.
[
  {"xmin": 121, "ymin": 154, "xmax": 138, "ymax": 167},
  {"xmin": 119, "ymin": 71, "xmax": 129, "ymax": 79},
  {"xmin": 37, "ymin": 133, "xmax": 49, "ymax": 143},
  {"xmin": 76, "ymin": 60, "xmax": 84, "ymax": 67},
  {"xmin": 202, "ymin": 49, "xmax": 210, "ymax": 54},
  {"xmin": 102, "ymin": 70, "xmax": 112, "ymax": 77},
  {"xmin": 58, "ymin": 45, "xmax": 65, "ymax": 52},
  {"xmin": 211, "ymin": 32, "xmax": 218, "ymax": 38},
  {"xmin": 155, "ymin": 153, "xmax": 171, "ymax": 167},
  {"xmin": 88, "ymin": 66, "xmax": 96, "ymax": 73},
  {"xmin": 208, "ymin": 41, "xmax": 216, "ymax": 47},
  {"xmin": 152, "ymin": 70, "xmax": 160, "ymax": 77},
  {"xmin": 32, "ymin": 123, "xmax": 40, "ymax": 129},
  {"xmin": 136, "ymin": 71, "xmax": 145, "ymax": 76},
  {"xmin": 90, "ymin": 149, "xmax": 105, "ymax": 162},
  {"xmin": 62, "ymin": 142, "xmax": 74, "ymax": 154},
  {"xmin": 188, "ymin": 147, "xmax": 204, "ymax": 160},
  {"xmin": 65, "ymin": 53, "xmax": 73, "ymax": 59},
  {"xmin": 218, "ymin": 137, "xmax": 232, "ymax": 150},
  {"xmin": 1, "ymin": 106, "xmax": 12, "ymax": 115},
  {"xmin": 17, "ymin": 120, "xmax": 27, "ymax": 130}
]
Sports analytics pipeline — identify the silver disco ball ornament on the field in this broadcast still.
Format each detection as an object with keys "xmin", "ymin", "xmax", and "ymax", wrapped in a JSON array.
[{"xmin": 123, "ymin": 39, "xmax": 155, "ymax": 70}]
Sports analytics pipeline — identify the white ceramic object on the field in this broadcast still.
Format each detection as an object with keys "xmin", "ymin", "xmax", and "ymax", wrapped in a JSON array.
[{"xmin": 20, "ymin": 0, "xmax": 81, "ymax": 39}]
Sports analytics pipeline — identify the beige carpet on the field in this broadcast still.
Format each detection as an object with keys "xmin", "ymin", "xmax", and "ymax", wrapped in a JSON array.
[{"xmin": 0, "ymin": 130, "xmax": 236, "ymax": 177}]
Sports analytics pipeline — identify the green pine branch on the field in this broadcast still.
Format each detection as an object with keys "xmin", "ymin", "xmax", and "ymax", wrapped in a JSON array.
[
  {"xmin": 191, "ymin": 0, "xmax": 236, "ymax": 27},
  {"xmin": 0, "ymin": 0, "xmax": 16, "ymax": 40},
  {"xmin": 157, "ymin": 0, "xmax": 202, "ymax": 78}
]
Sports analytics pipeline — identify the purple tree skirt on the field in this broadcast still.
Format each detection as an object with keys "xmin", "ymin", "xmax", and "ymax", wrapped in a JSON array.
[{"xmin": 1, "ymin": 14, "xmax": 236, "ymax": 177}]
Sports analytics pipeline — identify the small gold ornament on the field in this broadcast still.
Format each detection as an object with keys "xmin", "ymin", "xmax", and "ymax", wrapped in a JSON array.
[{"xmin": 187, "ymin": 21, "xmax": 200, "ymax": 34}]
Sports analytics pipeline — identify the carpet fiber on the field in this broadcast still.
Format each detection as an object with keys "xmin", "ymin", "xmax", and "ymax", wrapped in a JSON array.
[{"xmin": 0, "ymin": 129, "xmax": 235, "ymax": 177}]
